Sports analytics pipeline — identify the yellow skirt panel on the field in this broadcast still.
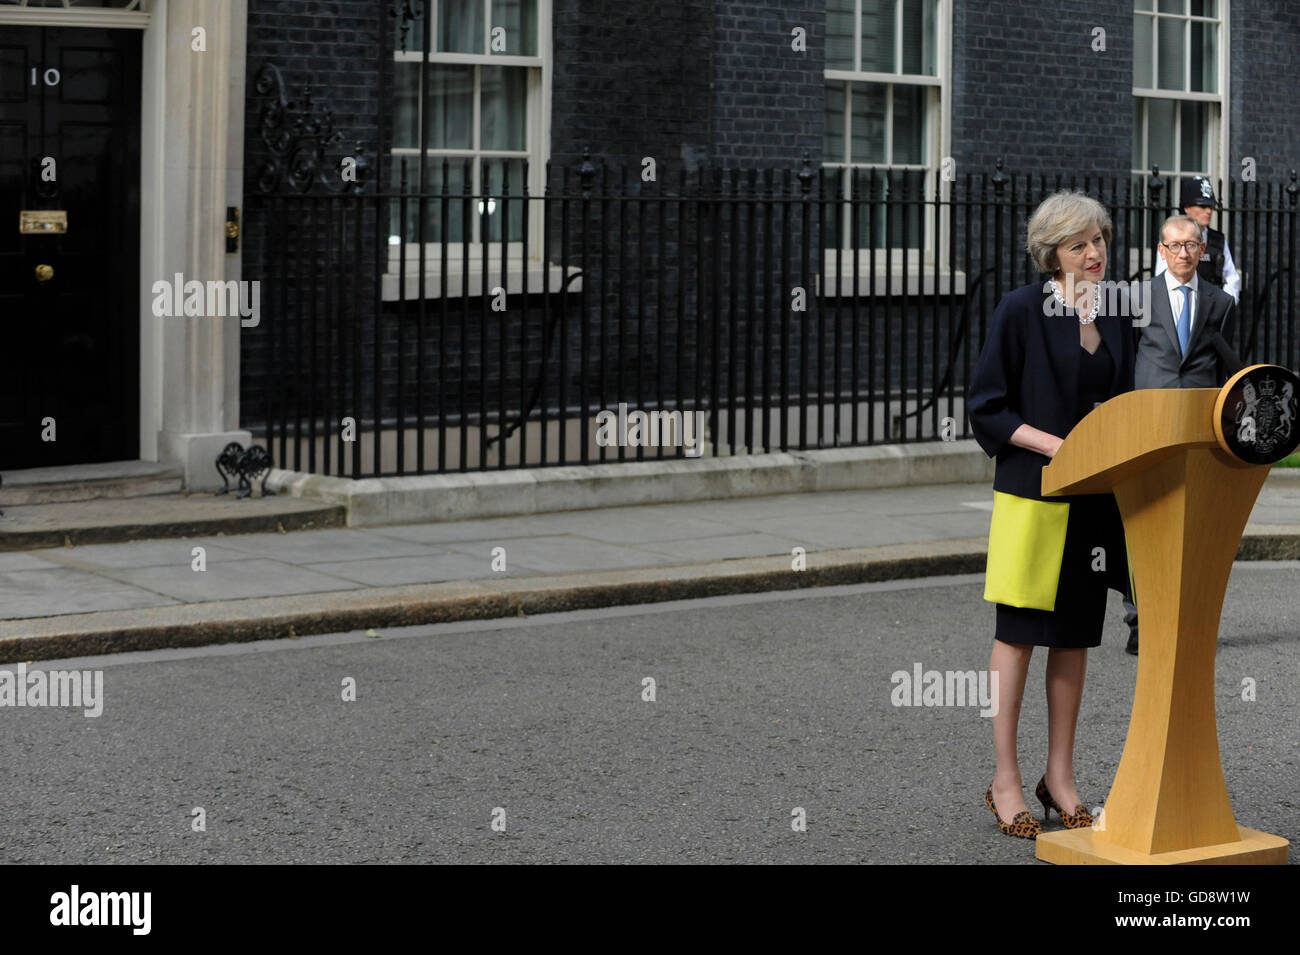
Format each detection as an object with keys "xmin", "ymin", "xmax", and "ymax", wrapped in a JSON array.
[{"xmin": 983, "ymin": 491, "xmax": 1070, "ymax": 611}]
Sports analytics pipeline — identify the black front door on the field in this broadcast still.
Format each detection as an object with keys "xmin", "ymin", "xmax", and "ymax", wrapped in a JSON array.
[{"xmin": 0, "ymin": 25, "xmax": 140, "ymax": 470}]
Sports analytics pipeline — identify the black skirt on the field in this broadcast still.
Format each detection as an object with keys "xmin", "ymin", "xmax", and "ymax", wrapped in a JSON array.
[{"xmin": 994, "ymin": 492, "xmax": 1131, "ymax": 649}]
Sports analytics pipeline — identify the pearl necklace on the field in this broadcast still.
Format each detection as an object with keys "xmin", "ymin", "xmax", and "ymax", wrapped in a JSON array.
[{"xmin": 1049, "ymin": 278, "xmax": 1100, "ymax": 325}]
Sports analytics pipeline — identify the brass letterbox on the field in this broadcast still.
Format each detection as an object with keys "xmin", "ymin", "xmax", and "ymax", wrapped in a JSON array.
[{"xmin": 20, "ymin": 210, "xmax": 68, "ymax": 234}]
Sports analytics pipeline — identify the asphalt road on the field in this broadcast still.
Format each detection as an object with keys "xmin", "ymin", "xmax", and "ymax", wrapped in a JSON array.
[{"xmin": 1, "ymin": 565, "xmax": 1297, "ymax": 865}]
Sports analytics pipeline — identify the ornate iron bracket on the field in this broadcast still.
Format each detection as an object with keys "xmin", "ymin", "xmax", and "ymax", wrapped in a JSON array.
[
  {"xmin": 389, "ymin": 0, "xmax": 425, "ymax": 52},
  {"xmin": 991, "ymin": 156, "xmax": 1009, "ymax": 196},
  {"xmin": 253, "ymin": 63, "xmax": 369, "ymax": 195},
  {"xmin": 1148, "ymin": 164, "xmax": 1165, "ymax": 209},
  {"xmin": 215, "ymin": 442, "xmax": 275, "ymax": 499}
]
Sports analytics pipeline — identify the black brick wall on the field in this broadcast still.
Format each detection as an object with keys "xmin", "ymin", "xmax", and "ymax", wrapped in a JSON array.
[
  {"xmin": 951, "ymin": 0, "xmax": 1133, "ymax": 179},
  {"xmin": 1230, "ymin": 0, "xmax": 1300, "ymax": 183},
  {"xmin": 550, "ymin": 0, "xmax": 713, "ymax": 176},
  {"xmin": 708, "ymin": 1, "xmax": 824, "ymax": 168},
  {"xmin": 240, "ymin": 0, "xmax": 385, "ymax": 432},
  {"xmin": 550, "ymin": 0, "xmax": 823, "ymax": 177}
]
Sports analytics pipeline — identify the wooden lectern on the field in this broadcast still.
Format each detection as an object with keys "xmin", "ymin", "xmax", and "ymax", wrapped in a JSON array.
[{"xmin": 1034, "ymin": 365, "xmax": 1298, "ymax": 865}]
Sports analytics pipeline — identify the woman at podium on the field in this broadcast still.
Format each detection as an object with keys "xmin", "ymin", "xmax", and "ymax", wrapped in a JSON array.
[{"xmin": 967, "ymin": 191, "xmax": 1135, "ymax": 840}]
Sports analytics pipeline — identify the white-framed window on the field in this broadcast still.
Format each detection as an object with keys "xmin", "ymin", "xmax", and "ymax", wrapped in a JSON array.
[
  {"xmin": 823, "ymin": 0, "xmax": 947, "ymax": 254},
  {"xmin": 1131, "ymin": 0, "xmax": 1225, "ymax": 203},
  {"xmin": 387, "ymin": 0, "xmax": 561, "ymax": 298}
]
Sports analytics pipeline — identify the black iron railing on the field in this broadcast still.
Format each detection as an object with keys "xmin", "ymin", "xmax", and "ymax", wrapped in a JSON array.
[{"xmin": 240, "ymin": 158, "xmax": 1300, "ymax": 478}]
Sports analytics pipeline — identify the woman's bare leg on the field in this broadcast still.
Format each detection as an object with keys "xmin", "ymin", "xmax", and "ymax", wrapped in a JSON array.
[
  {"xmin": 1044, "ymin": 646, "xmax": 1088, "ymax": 811},
  {"xmin": 990, "ymin": 637, "xmax": 1034, "ymax": 823}
]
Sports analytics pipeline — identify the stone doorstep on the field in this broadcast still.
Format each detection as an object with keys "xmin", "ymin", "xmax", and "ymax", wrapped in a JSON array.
[
  {"xmin": 265, "ymin": 441, "xmax": 1000, "ymax": 526},
  {"xmin": 0, "ymin": 460, "xmax": 181, "ymax": 485},
  {"xmin": 0, "ymin": 461, "xmax": 184, "ymax": 507},
  {"xmin": 0, "ymin": 497, "xmax": 346, "ymax": 552}
]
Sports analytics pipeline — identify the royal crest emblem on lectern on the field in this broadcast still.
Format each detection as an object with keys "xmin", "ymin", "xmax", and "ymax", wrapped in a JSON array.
[{"xmin": 1217, "ymin": 365, "xmax": 1300, "ymax": 465}]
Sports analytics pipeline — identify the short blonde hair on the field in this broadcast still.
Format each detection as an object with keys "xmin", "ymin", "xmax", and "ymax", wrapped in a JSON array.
[{"xmin": 1025, "ymin": 191, "xmax": 1113, "ymax": 274}]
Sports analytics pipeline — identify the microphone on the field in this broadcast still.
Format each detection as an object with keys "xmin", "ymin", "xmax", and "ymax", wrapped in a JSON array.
[{"xmin": 1208, "ymin": 328, "xmax": 1246, "ymax": 380}]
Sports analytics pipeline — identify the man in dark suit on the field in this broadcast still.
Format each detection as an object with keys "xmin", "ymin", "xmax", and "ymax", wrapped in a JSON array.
[
  {"xmin": 1136, "ymin": 215, "xmax": 1238, "ymax": 389},
  {"xmin": 1124, "ymin": 213, "xmax": 1239, "ymax": 653}
]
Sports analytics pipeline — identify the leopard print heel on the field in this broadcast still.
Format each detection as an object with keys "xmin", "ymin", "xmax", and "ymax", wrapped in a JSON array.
[
  {"xmin": 985, "ymin": 784, "xmax": 1041, "ymax": 839},
  {"xmin": 1035, "ymin": 775, "xmax": 1095, "ymax": 829}
]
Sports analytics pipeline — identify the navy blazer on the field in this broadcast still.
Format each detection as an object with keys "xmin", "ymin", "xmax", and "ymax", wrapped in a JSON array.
[{"xmin": 967, "ymin": 282, "xmax": 1136, "ymax": 501}]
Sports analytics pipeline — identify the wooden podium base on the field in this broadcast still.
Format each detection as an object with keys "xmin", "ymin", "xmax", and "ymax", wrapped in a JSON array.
[{"xmin": 1036, "ymin": 827, "xmax": 1289, "ymax": 865}]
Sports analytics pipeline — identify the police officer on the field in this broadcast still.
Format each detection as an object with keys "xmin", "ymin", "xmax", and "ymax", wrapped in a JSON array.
[{"xmin": 1154, "ymin": 176, "xmax": 1240, "ymax": 302}]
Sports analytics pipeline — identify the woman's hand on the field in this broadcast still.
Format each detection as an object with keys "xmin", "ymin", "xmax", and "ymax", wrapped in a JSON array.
[{"xmin": 1008, "ymin": 424, "xmax": 1064, "ymax": 459}]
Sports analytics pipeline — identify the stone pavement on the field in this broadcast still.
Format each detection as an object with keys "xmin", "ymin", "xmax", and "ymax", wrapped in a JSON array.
[{"xmin": 2, "ymin": 472, "xmax": 1299, "ymax": 661}]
